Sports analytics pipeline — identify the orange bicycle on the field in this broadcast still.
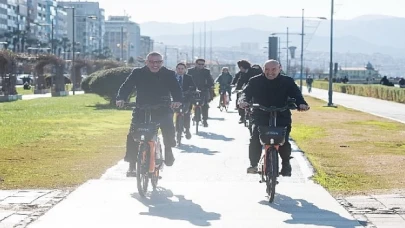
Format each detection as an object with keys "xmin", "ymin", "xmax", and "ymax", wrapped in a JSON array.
[
  {"xmin": 251, "ymin": 98, "xmax": 297, "ymax": 203},
  {"xmin": 218, "ymin": 88, "xmax": 229, "ymax": 112},
  {"xmin": 125, "ymin": 102, "xmax": 168, "ymax": 197}
]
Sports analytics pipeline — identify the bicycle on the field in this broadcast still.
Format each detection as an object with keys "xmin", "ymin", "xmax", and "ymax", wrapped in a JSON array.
[
  {"xmin": 124, "ymin": 101, "xmax": 168, "ymax": 197},
  {"xmin": 174, "ymin": 90, "xmax": 195, "ymax": 146},
  {"xmin": 192, "ymin": 90, "xmax": 204, "ymax": 135},
  {"xmin": 218, "ymin": 88, "xmax": 229, "ymax": 112},
  {"xmin": 251, "ymin": 98, "xmax": 297, "ymax": 203},
  {"xmin": 307, "ymin": 84, "xmax": 312, "ymax": 93}
]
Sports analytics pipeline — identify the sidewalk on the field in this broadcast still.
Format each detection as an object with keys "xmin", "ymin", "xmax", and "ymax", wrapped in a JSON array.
[
  {"xmin": 303, "ymin": 87, "xmax": 405, "ymax": 124},
  {"xmin": 21, "ymin": 91, "xmax": 84, "ymax": 100},
  {"xmin": 25, "ymin": 96, "xmax": 362, "ymax": 228}
]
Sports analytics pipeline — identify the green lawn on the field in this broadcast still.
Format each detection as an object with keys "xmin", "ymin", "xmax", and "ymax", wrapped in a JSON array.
[
  {"xmin": 0, "ymin": 94, "xmax": 131, "ymax": 189},
  {"xmin": 291, "ymin": 96, "xmax": 405, "ymax": 196}
]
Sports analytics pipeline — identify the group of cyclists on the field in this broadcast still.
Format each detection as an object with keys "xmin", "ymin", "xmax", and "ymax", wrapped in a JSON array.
[{"xmin": 116, "ymin": 51, "xmax": 309, "ymax": 177}]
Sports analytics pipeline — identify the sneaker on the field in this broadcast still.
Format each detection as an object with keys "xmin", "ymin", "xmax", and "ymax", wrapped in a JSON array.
[
  {"xmin": 185, "ymin": 129, "xmax": 192, "ymax": 139},
  {"xmin": 164, "ymin": 147, "xmax": 175, "ymax": 166},
  {"xmin": 247, "ymin": 166, "xmax": 258, "ymax": 174},
  {"xmin": 126, "ymin": 161, "xmax": 136, "ymax": 177},
  {"xmin": 203, "ymin": 120, "xmax": 208, "ymax": 127},
  {"xmin": 280, "ymin": 161, "xmax": 292, "ymax": 177}
]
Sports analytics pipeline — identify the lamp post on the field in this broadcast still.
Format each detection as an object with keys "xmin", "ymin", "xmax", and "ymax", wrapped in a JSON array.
[
  {"xmin": 63, "ymin": 6, "xmax": 97, "ymax": 94},
  {"xmin": 327, "ymin": 0, "xmax": 336, "ymax": 107},
  {"xmin": 280, "ymin": 10, "xmax": 326, "ymax": 91}
]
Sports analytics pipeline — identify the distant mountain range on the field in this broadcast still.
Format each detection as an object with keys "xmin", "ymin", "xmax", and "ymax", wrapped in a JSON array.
[{"xmin": 139, "ymin": 14, "xmax": 405, "ymax": 57}]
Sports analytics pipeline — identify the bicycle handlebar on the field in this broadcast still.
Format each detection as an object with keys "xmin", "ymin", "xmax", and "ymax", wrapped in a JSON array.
[
  {"xmin": 252, "ymin": 103, "xmax": 297, "ymax": 112},
  {"xmin": 124, "ymin": 101, "xmax": 171, "ymax": 110}
]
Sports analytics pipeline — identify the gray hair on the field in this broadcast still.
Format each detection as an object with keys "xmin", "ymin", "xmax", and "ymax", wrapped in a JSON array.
[{"xmin": 146, "ymin": 51, "xmax": 163, "ymax": 60}]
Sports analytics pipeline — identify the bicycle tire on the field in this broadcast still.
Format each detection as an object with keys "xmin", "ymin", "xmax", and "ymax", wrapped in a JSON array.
[
  {"xmin": 194, "ymin": 107, "xmax": 200, "ymax": 134},
  {"xmin": 266, "ymin": 148, "xmax": 278, "ymax": 203},
  {"xmin": 137, "ymin": 145, "xmax": 149, "ymax": 197},
  {"xmin": 176, "ymin": 114, "xmax": 183, "ymax": 145}
]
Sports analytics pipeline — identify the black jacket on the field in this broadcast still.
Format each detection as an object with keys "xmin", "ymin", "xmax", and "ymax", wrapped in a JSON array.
[
  {"xmin": 239, "ymin": 73, "xmax": 307, "ymax": 124},
  {"xmin": 116, "ymin": 66, "xmax": 183, "ymax": 105},
  {"xmin": 178, "ymin": 73, "xmax": 196, "ymax": 102},
  {"xmin": 235, "ymin": 67, "xmax": 263, "ymax": 90},
  {"xmin": 187, "ymin": 67, "xmax": 214, "ymax": 90},
  {"xmin": 232, "ymin": 71, "xmax": 242, "ymax": 85}
]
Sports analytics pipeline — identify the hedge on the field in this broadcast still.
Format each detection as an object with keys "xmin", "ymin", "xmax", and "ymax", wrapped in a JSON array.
[
  {"xmin": 306, "ymin": 80, "xmax": 405, "ymax": 104},
  {"xmin": 88, "ymin": 67, "xmax": 134, "ymax": 104}
]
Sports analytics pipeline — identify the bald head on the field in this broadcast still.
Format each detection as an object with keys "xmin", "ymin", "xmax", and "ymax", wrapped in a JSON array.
[{"xmin": 263, "ymin": 59, "xmax": 281, "ymax": 80}]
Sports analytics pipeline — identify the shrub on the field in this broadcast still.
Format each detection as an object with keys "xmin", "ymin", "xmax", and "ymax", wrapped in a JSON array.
[
  {"xmin": 88, "ymin": 67, "xmax": 134, "ymax": 104},
  {"xmin": 81, "ymin": 75, "xmax": 96, "ymax": 93},
  {"xmin": 306, "ymin": 80, "xmax": 405, "ymax": 104}
]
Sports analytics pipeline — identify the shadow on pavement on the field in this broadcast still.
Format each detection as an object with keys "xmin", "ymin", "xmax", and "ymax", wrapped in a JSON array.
[
  {"xmin": 259, "ymin": 193, "xmax": 360, "ymax": 228},
  {"xmin": 208, "ymin": 117, "xmax": 225, "ymax": 121},
  {"xmin": 177, "ymin": 144, "xmax": 219, "ymax": 155},
  {"xmin": 197, "ymin": 131, "xmax": 235, "ymax": 141},
  {"xmin": 131, "ymin": 187, "xmax": 221, "ymax": 226}
]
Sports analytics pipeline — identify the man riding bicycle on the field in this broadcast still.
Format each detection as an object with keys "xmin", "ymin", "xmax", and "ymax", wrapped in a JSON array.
[
  {"xmin": 235, "ymin": 60, "xmax": 263, "ymax": 124},
  {"xmin": 175, "ymin": 62, "xmax": 196, "ymax": 140},
  {"xmin": 238, "ymin": 60, "xmax": 309, "ymax": 176},
  {"xmin": 116, "ymin": 52, "xmax": 182, "ymax": 177},
  {"xmin": 187, "ymin": 58, "xmax": 214, "ymax": 127},
  {"xmin": 215, "ymin": 67, "xmax": 233, "ymax": 108}
]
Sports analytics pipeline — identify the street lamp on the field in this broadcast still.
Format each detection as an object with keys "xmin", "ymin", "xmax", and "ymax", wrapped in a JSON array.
[
  {"xmin": 280, "ymin": 10, "xmax": 326, "ymax": 91},
  {"xmin": 327, "ymin": 0, "xmax": 337, "ymax": 107},
  {"xmin": 63, "ymin": 6, "xmax": 97, "ymax": 95}
]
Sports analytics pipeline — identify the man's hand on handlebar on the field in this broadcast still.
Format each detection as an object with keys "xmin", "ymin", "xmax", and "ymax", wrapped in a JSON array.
[
  {"xmin": 171, "ymin": 102, "xmax": 182, "ymax": 109},
  {"xmin": 298, "ymin": 104, "xmax": 310, "ymax": 111},
  {"xmin": 116, "ymin": 100, "xmax": 125, "ymax": 108},
  {"xmin": 239, "ymin": 101, "xmax": 249, "ymax": 109}
]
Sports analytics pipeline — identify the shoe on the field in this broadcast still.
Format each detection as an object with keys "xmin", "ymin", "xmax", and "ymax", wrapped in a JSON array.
[
  {"xmin": 185, "ymin": 129, "xmax": 192, "ymax": 139},
  {"xmin": 203, "ymin": 120, "xmax": 208, "ymax": 127},
  {"xmin": 238, "ymin": 117, "xmax": 244, "ymax": 124},
  {"xmin": 164, "ymin": 147, "xmax": 175, "ymax": 166},
  {"xmin": 280, "ymin": 161, "xmax": 292, "ymax": 177},
  {"xmin": 126, "ymin": 161, "xmax": 136, "ymax": 177},
  {"xmin": 247, "ymin": 166, "xmax": 258, "ymax": 174}
]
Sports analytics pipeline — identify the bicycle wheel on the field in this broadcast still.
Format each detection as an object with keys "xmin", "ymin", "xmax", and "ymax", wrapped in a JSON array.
[
  {"xmin": 194, "ymin": 107, "xmax": 200, "ymax": 134},
  {"xmin": 176, "ymin": 115, "xmax": 184, "ymax": 145},
  {"xmin": 266, "ymin": 148, "xmax": 278, "ymax": 203},
  {"xmin": 151, "ymin": 169, "xmax": 159, "ymax": 190},
  {"xmin": 137, "ymin": 144, "xmax": 149, "ymax": 197}
]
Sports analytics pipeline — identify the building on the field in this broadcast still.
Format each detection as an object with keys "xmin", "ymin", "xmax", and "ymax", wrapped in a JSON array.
[
  {"xmin": 337, "ymin": 62, "xmax": 380, "ymax": 80},
  {"xmin": 104, "ymin": 15, "xmax": 140, "ymax": 62},
  {"xmin": 58, "ymin": 1, "xmax": 105, "ymax": 58},
  {"xmin": 139, "ymin": 35, "xmax": 153, "ymax": 59}
]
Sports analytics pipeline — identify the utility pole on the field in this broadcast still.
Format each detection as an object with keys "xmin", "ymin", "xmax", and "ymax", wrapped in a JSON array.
[{"xmin": 192, "ymin": 22, "xmax": 194, "ymax": 63}]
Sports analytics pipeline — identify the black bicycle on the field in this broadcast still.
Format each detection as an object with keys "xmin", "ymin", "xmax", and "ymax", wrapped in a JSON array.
[
  {"xmin": 252, "ymin": 98, "xmax": 297, "ymax": 203},
  {"xmin": 174, "ymin": 90, "xmax": 196, "ymax": 146},
  {"xmin": 124, "ymin": 101, "xmax": 169, "ymax": 197},
  {"xmin": 192, "ymin": 90, "xmax": 204, "ymax": 135}
]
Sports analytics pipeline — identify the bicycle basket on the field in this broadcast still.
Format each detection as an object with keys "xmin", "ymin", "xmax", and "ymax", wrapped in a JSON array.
[
  {"xmin": 131, "ymin": 123, "xmax": 159, "ymax": 141},
  {"xmin": 257, "ymin": 126, "xmax": 287, "ymax": 145}
]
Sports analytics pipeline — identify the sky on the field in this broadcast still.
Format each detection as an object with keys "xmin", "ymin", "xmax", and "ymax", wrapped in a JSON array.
[{"xmin": 95, "ymin": 0, "xmax": 405, "ymax": 23}]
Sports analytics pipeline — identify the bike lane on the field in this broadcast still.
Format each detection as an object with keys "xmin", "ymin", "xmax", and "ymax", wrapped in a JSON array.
[{"xmin": 27, "ymin": 96, "xmax": 361, "ymax": 228}]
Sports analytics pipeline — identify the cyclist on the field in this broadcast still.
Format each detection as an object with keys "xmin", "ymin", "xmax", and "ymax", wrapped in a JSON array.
[
  {"xmin": 215, "ymin": 67, "xmax": 233, "ymax": 108},
  {"xmin": 238, "ymin": 59, "xmax": 309, "ymax": 176},
  {"xmin": 235, "ymin": 60, "xmax": 263, "ymax": 124},
  {"xmin": 187, "ymin": 59, "xmax": 214, "ymax": 127},
  {"xmin": 306, "ymin": 76, "xmax": 314, "ymax": 93},
  {"xmin": 232, "ymin": 70, "xmax": 242, "ymax": 110},
  {"xmin": 175, "ymin": 62, "xmax": 196, "ymax": 140},
  {"xmin": 116, "ymin": 52, "xmax": 182, "ymax": 177}
]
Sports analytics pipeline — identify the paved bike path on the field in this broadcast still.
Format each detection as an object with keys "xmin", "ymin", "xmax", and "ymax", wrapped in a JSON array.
[
  {"xmin": 28, "ymin": 97, "xmax": 361, "ymax": 228},
  {"xmin": 303, "ymin": 87, "xmax": 405, "ymax": 124}
]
